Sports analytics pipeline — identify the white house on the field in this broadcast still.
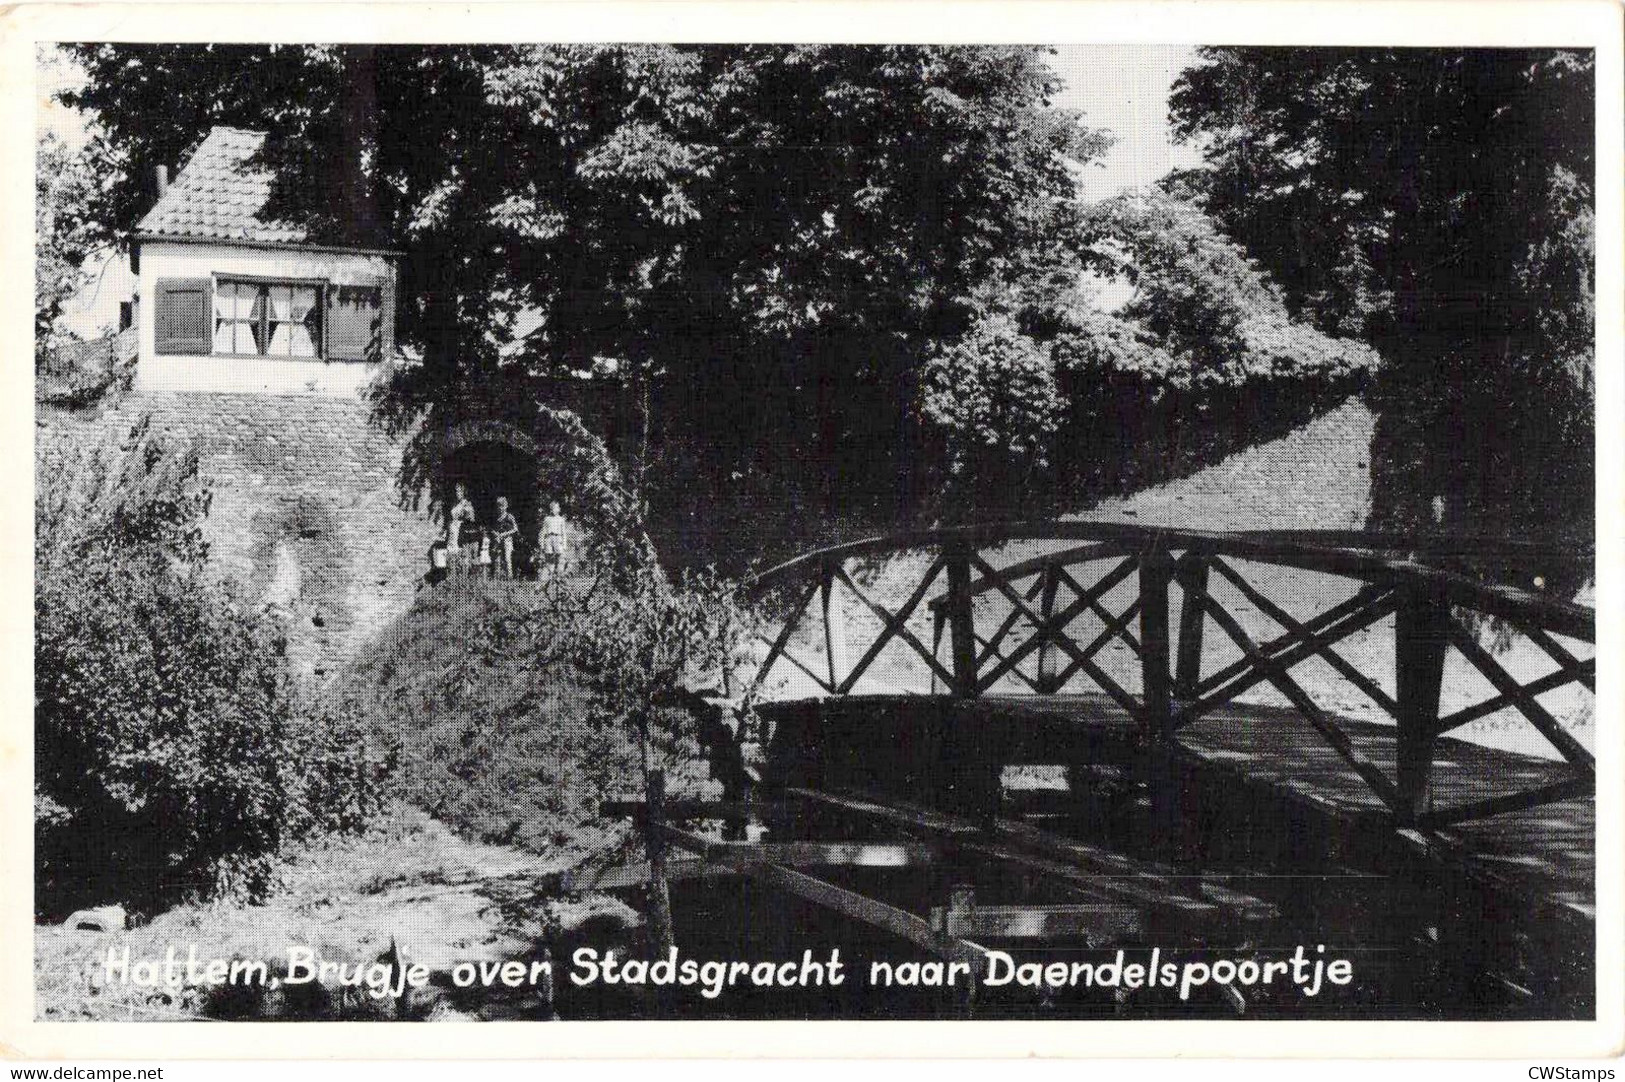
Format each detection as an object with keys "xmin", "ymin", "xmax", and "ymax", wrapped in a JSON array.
[{"xmin": 130, "ymin": 126, "xmax": 399, "ymax": 398}]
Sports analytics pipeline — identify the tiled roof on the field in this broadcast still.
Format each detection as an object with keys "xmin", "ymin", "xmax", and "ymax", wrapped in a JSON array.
[{"xmin": 136, "ymin": 127, "xmax": 309, "ymax": 245}]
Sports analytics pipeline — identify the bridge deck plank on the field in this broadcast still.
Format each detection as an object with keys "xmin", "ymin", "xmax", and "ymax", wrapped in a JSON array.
[
  {"xmin": 762, "ymin": 694, "xmax": 1593, "ymax": 929},
  {"xmin": 1115, "ymin": 698, "xmax": 1590, "ymax": 924}
]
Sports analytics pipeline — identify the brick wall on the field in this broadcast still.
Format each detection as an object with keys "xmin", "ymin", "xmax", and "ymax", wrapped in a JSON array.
[
  {"xmin": 37, "ymin": 390, "xmax": 1380, "ymax": 685},
  {"xmin": 1080, "ymin": 396, "xmax": 1376, "ymax": 531},
  {"xmin": 41, "ymin": 392, "xmax": 441, "ymax": 684}
]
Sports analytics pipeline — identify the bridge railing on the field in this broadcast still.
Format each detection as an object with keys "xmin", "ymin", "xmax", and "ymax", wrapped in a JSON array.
[{"xmin": 742, "ymin": 522, "xmax": 1594, "ymax": 830}]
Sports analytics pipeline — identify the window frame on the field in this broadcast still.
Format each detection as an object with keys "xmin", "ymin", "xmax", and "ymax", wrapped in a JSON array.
[{"xmin": 210, "ymin": 275, "xmax": 327, "ymax": 361}]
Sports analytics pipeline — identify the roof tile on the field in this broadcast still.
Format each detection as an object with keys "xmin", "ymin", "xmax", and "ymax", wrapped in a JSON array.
[{"xmin": 136, "ymin": 127, "xmax": 310, "ymax": 245}]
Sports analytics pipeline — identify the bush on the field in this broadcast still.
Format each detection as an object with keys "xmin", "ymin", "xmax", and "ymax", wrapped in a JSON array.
[
  {"xmin": 1077, "ymin": 190, "xmax": 1381, "ymax": 391},
  {"xmin": 917, "ymin": 315, "xmax": 1065, "ymax": 511},
  {"xmin": 35, "ymin": 419, "xmax": 392, "ymax": 916}
]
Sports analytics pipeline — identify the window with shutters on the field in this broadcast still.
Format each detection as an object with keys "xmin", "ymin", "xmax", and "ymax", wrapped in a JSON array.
[
  {"xmin": 326, "ymin": 284, "xmax": 385, "ymax": 362},
  {"xmin": 153, "ymin": 273, "xmax": 389, "ymax": 361},
  {"xmin": 213, "ymin": 279, "xmax": 323, "ymax": 358},
  {"xmin": 153, "ymin": 279, "xmax": 213, "ymax": 355}
]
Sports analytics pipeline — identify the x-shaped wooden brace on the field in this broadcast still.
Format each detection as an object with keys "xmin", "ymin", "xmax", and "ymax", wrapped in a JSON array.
[
  {"xmin": 967, "ymin": 552, "xmax": 1142, "ymax": 716},
  {"xmin": 1199, "ymin": 588, "xmax": 1403, "ymax": 812},
  {"xmin": 1176, "ymin": 583, "xmax": 1398, "ymax": 728},
  {"xmin": 750, "ymin": 576, "xmax": 833, "ymax": 695},
  {"xmin": 831, "ymin": 558, "xmax": 959, "ymax": 694},
  {"xmin": 1434, "ymin": 616, "xmax": 1595, "ymax": 740},
  {"xmin": 1442, "ymin": 617, "xmax": 1594, "ymax": 771},
  {"xmin": 1209, "ymin": 557, "xmax": 1399, "ymax": 717}
]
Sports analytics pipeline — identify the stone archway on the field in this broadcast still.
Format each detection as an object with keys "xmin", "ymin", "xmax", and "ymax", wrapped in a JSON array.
[
  {"xmin": 441, "ymin": 419, "xmax": 547, "ymax": 575},
  {"xmin": 413, "ymin": 403, "xmax": 653, "ymax": 583}
]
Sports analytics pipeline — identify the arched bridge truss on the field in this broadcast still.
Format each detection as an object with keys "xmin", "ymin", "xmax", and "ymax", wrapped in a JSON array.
[{"xmin": 743, "ymin": 523, "xmax": 1594, "ymax": 831}]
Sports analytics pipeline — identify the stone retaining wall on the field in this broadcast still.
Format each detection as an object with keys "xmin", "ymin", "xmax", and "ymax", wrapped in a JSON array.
[{"xmin": 40, "ymin": 392, "xmax": 441, "ymax": 684}]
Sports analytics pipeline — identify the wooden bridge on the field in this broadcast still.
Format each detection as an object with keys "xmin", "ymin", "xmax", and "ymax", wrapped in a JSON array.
[{"xmin": 601, "ymin": 523, "xmax": 1596, "ymax": 1016}]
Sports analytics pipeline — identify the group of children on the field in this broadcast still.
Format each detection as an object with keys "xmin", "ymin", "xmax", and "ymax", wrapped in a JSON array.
[{"xmin": 428, "ymin": 483, "xmax": 570, "ymax": 583}]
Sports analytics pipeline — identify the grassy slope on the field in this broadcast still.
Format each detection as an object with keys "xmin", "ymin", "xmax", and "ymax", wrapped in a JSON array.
[{"xmin": 331, "ymin": 577, "xmax": 717, "ymax": 857}]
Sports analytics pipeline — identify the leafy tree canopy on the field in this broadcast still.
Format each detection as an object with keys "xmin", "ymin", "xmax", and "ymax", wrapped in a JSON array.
[
  {"xmin": 35, "ymin": 130, "xmax": 102, "ymax": 363},
  {"xmin": 1167, "ymin": 47, "xmax": 1594, "ymax": 554},
  {"xmin": 1168, "ymin": 47, "xmax": 1593, "ymax": 354},
  {"xmin": 1070, "ymin": 190, "xmax": 1379, "ymax": 390},
  {"xmin": 59, "ymin": 45, "xmax": 1106, "ymax": 501}
]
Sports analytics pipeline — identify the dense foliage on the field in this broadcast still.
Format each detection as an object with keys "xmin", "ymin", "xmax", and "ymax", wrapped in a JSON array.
[
  {"xmin": 918, "ymin": 315, "xmax": 1065, "ymax": 504},
  {"xmin": 35, "ymin": 131, "xmax": 101, "ymax": 364},
  {"xmin": 34, "ymin": 130, "xmax": 130, "ymax": 408},
  {"xmin": 916, "ymin": 190, "xmax": 1378, "ymax": 514},
  {"xmin": 1168, "ymin": 48, "xmax": 1594, "ymax": 558},
  {"xmin": 1073, "ymin": 191, "xmax": 1379, "ymax": 389},
  {"xmin": 59, "ymin": 44, "xmax": 1105, "ymax": 530},
  {"xmin": 35, "ymin": 421, "xmax": 392, "ymax": 914}
]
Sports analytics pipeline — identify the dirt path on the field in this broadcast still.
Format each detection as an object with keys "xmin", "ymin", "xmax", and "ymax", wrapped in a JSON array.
[{"xmin": 35, "ymin": 809, "xmax": 631, "ymax": 1021}]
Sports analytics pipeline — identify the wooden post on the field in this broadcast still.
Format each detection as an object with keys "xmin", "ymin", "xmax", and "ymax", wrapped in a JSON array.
[
  {"xmin": 947, "ymin": 883, "xmax": 977, "ymax": 926},
  {"xmin": 1139, "ymin": 545, "xmax": 1174, "ymax": 737},
  {"xmin": 643, "ymin": 767, "xmax": 676, "ymax": 955},
  {"xmin": 1395, "ymin": 583, "xmax": 1450, "ymax": 824},
  {"xmin": 1138, "ymin": 545, "xmax": 1178, "ymax": 854},
  {"xmin": 717, "ymin": 705, "xmax": 752, "ymax": 843},
  {"xmin": 821, "ymin": 559, "xmax": 849, "ymax": 694},
  {"xmin": 930, "ymin": 607, "xmax": 946, "ymax": 696},
  {"xmin": 944, "ymin": 542, "xmax": 979, "ymax": 698},
  {"xmin": 1036, "ymin": 564, "xmax": 1062, "ymax": 693},
  {"xmin": 945, "ymin": 883, "xmax": 978, "ymax": 1017},
  {"xmin": 1174, "ymin": 553, "xmax": 1209, "ymax": 702}
]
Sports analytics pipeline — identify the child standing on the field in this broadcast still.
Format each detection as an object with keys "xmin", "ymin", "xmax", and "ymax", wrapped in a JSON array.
[
  {"xmin": 492, "ymin": 495, "xmax": 519, "ymax": 579},
  {"xmin": 447, "ymin": 483, "xmax": 478, "ymax": 576},
  {"xmin": 540, "ymin": 501, "xmax": 569, "ymax": 580}
]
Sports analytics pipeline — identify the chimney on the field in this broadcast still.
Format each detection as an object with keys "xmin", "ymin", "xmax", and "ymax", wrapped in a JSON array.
[{"xmin": 154, "ymin": 165, "xmax": 169, "ymax": 199}]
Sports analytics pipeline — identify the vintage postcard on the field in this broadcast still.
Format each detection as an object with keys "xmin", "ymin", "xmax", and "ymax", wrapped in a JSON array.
[{"xmin": 1, "ymin": 0, "xmax": 1620, "ymax": 1062}]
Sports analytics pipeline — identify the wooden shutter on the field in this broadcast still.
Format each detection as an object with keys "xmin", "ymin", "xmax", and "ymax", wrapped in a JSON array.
[
  {"xmin": 325, "ymin": 282, "xmax": 384, "ymax": 362},
  {"xmin": 380, "ymin": 273, "xmax": 396, "ymax": 360},
  {"xmin": 153, "ymin": 278, "xmax": 212, "ymax": 355}
]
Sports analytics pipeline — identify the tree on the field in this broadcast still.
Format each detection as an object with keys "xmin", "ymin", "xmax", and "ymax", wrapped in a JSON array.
[
  {"xmin": 916, "ymin": 189, "xmax": 1379, "ymax": 516},
  {"xmin": 35, "ymin": 419, "xmax": 391, "ymax": 914},
  {"xmin": 58, "ymin": 45, "xmax": 1108, "ymax": 544},
  {"xmin": 35, "ymin": 131, "xmax": 102, "ymax": 365},
  {"xmin": 1167, "ymin": 48, "xmax": 1594, "ymax": 565},
  {"xmin": 563, "ymin": 565, "xmax": 756, "ymax": 953},
  {"xmin": 918, "ymin": 314, "xmax": 1064, "ymax": 511},
  {"xmin": 1074, "ymin": 190, "xmax": 1379, "ymax": 390}
]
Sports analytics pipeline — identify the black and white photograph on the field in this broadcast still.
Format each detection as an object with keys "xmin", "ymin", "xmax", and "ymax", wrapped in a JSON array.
[{"xmin": 6, "ymin": 0, "xmax": 1622, "ymax": 1062}]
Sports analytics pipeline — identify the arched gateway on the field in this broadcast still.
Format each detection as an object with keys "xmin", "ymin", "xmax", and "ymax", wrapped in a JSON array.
[
  {"xmin": 439, "ymin": 419, "xmax": 546, "ymax": 573},
  {"xmin": 422, "ymin": 406, "xmax": 651, "ymax": 580}
]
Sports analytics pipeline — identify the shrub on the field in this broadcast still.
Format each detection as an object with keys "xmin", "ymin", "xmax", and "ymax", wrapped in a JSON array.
[
  {"xmin": 917, "ymin": 314, "xmax": 1064, "ymax": 511},
  {"xmin": 1077, "ymin": 190, "xmax": 1381, "ymax": 391},
  {"xmin": 561, "ymin": 563, "xmax": 758, "ymax": 948},
  {"xmin": 35, "ymin": 419, "xmax": 392, "ymax": 915}
]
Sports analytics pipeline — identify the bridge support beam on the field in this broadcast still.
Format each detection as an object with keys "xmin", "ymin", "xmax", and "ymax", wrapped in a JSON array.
[
  {"xmin": 1174, "ymin": 553, "xmax": 1209, "ymax": 702},
  {"xmin": 1036, "ymin": 564, "xmax": 1062, "ymax": 693},
  {"xmin": 1395, "ymin": 583, "xmax": 1450, "ymax": 824},
  {"xmin": 1138, "ymin": 545, "xmax": 1185, "ymax": 859},
  {"xmin": 821, "ymin": 559, "xmax": 850, "ymax": 693},
  {"xmin": 944, "ymin": 542, "xmax": 979, "ymax": 698}
]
